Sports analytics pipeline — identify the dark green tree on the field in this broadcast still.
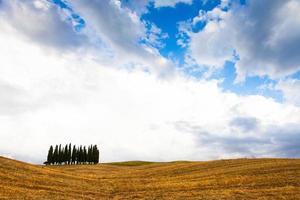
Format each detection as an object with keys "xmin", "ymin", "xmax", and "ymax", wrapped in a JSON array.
[
  {"xmin": 46, "ymin": 145, "xmax": 53, "ymax": 165},
  {"xmin": 53, "ymin": 145, "xmax": 58, "ymax": 165},
  {"xmin": 83, "ymin": 146, "xmax": 87, "ymax": 164},
  {"xmin": 72, "ymin": 145, "xmax": 76, "ymax": 164},
  {"xmin": 79, "ymin": 145, "xmax": 83, "ymax": 164},
  {"xmin": 58, "ymin": 144, "xmax": 62, "ymax": 165},
  {"xmin": 46, "ymin": 144, "xmax": 99, "ymax": 165},
  {"xmin": 68, "ymin": 143, "xmax": 72, "ymax": 164},
  {"xmin": 92, "ymin": 145, "xmax": 100, "ymax": 164},
  {"xmin": 95, "ymin": 145, "xmax": 99, "ymax": 164},
  {"xmin": 64, "ymin": 144, "xmax": 68, "ymax": 164},
  {"xmin": 87, "ymin": 145, "xmax": 92, "ymax": 164}
]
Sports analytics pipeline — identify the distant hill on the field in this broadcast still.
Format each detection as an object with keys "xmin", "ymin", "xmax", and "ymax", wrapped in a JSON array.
[{"xmin": 0, "ymin": 156, "xmax": 299, "ymax": 199}]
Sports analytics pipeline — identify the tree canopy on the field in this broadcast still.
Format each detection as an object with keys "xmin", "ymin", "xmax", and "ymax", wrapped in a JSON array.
[{"xmin": 45, "ymin": 144, "xmax": 99, "ymax": 165}]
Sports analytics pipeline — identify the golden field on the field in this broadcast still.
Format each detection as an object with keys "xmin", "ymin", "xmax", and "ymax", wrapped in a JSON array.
[{"xmin": 0, "ymin": 156, "xmax": 299, "ymax": 199}]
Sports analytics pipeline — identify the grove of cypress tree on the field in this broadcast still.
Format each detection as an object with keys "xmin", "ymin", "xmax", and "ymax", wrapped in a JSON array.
[{"xmin": 46, "ymin": 144, "xmax": 99, "ymax": 165}]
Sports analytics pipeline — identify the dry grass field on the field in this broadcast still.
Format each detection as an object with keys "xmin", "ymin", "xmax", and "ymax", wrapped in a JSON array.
[{"xmin": 0, "ymin": 156, "xmax": 299, "ymax": 199}]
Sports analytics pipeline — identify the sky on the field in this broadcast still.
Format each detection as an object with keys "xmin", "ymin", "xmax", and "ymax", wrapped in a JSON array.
[{"xmin": 0, "ymin": 0, "xmax": 300, "ymax": 164}]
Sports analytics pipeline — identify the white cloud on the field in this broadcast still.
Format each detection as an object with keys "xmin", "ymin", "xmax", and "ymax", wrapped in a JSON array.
[
  {"xmin": 179, "ymin": 5, "xmax": 234, "ymax": 70},
  {"xmin": 154, "ymin": 0, "xmax": 192, "ymax": 8},
  {"xmin": 0, "ymin": 0, "xmax": 88, "ymax": 51},
  {"xmin": 0, "ymin": 0, "xmax": 300, "ymax": 164},
  {"xmin": 122, "ymin": 0, "xmax": 192, "ymax": 13},
  {"xmin": 0, "ymin": 0, "xmax": 174, "ymax": 76},
  {"xmin": 121, "ymin": 0, "xmax": 150, "ymax": 14},
  {"xmin": 277, "ymin": 79, "xmax": 300, "ymax": 106},
  {"xmin": 184, "ymin": 0, "xmax": 300, "ymax": 81},
  {"xmin": 70, "ymin": 0, "xmax": 174, "ymax": 76},
  {"xmin": 144, "ymin": 22, "xmax": 169, "ymax": 49},
  {"xmin": 1, "ymin": 25, "xmax": 300, "ymax": 163},
  {"xmin": 189, "ymin": 18, "xmax": 233, "ymax": 68}
]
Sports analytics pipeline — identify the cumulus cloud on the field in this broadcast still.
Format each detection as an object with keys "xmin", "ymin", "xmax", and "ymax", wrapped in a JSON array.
[
  {"xmin": 122, "ymin": 0, "xmax": 192, "ymax": 12},
  {"xmin": 70, "ymin": 0, "xmax": 173, "ymax": 75},
  {"xmin": 174, "ymin": 119, "xmax": 300, "ymax": 159},
  {"xmin": 184, "ymin": 0, "xmax": 300, "ymax": 81},
  {"xmin": 230, "ymin": 117, "xmax": 259, "ymax": 132},
  {"xmin": 0, "ymin": 0, "xmax": 300, "ymax": 164},
  {"xmin": 154, "ymin": 0, "xmax": 192, "ymax": 8},
  {"xmin": 121, "ymin": 0, "xmax": 150, "ymax": 14},
  {"xmin": 277, "ymin": 79, "xmax": 300, "ymax": 106},
  {"xmin": 2, "ymin": 21, "xmax": 300, "ymax": 163},
  {"xmin": 0, "ymin": 0, "xmax": 88, "ymax": 51},
  {"xmin": 0, "ymin": 0, "xmax": 174, "ymax": 75},
  {"xmin": 0, "ymin": 81, "xmax": 34, "ymax": 115}
]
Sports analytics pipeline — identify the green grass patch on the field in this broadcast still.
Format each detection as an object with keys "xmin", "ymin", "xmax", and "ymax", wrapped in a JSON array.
[{"xmin": 106, "ymin": 161, "xmax": 156, "ymax": 166}]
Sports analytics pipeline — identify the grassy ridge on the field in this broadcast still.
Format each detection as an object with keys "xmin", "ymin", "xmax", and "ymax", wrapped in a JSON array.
[
  {"xmin": 106, "ymin": 160, "xmax": 157, "ymax": 166},
  {"xmin": 0, "ymin": 156, "xmax": 300, "ymax": 199}
]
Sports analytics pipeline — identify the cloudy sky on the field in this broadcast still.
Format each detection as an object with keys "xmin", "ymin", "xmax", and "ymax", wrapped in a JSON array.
[{"xmin": 0, "ymin": 0, "xmax": 300, "ymax": 163}]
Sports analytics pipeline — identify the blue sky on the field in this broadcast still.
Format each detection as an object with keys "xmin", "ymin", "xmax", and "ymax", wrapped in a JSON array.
[
  {"xmin": 137, "ymin": 0, "xmax": 296, "ymax": 101},
  {"xmin": 141, "ymin": 0, "xmax": 221, "ymax": 58},
  {"xmin": 52, "ymin": 0, "xmax": 293, "ymax": 101},
  {"xmin": 0, "ymin": 0, "xmax": 300, "ymax": 163}
]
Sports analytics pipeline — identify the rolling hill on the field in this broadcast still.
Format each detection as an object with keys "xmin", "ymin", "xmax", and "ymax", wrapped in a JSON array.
[{"xmin": 0, "ymin": 156, "xmax": 299, "ymax": 199}]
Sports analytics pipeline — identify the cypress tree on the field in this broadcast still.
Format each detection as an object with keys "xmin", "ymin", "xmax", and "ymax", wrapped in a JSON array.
[
  {"xmin": 62, "ymin": 146, "xmax": 65, "ymax": 164},
  {"xmin": 47, "ymin": 145, "xmax": 53, "ymax": 165},
  {"xmin": 83, "ymin": 146, "xmax": 87, "ymax": 164},
  {"xmin": 92, "ymin": 145, "xmax": 99, "ymax": 164},
  {"xmin": 68, "ymin": 143, "xmax": 72, "ymax": 164},
  {"xmin": 64, "ymin": 144, "xmax": 68, "ymax": 164},
  {"xmin": 97, "ymin": 147, "xmax": 100, "ymax": 164},
  {"xmin": 79, "ymin": 146, "xmax": 83, "ymax": 164},
  {"xmin": 90, "ymin": 145, "xmax": 93, "ymax": 164},
  {"xmin": 92, "ymin": 145, "xmax": 95, "ymax": 164},
  {"xmin": 54, "ymin": 145, "xmax": 58, "ymax": 165},
  {"xmin": 58, "ymin": 144, "xmax": 62, "ymax": 165},
  {"xmin": 87, "ymin": 145, "xmax": 92, "ymax": 164},
  {"xmin": 95, "ymin": 145, "xmax": 99, "ymax": 164},
  {"xmin": 77, "ymin": 146, "xmax": 80, "ymax": 164},
  {"xmin": 61, "ymin": 147, "xmax": 63, "ymax": 164},
  {"xmin": 81, "ymin": 146, "xmax": 84, "ymax": 164},
  {"xmin": 72, "ymin": 145, "xmax": 76, "ymax": 164},
  {"xmin": 76, "ymin": 146, "xmax": 79, "ymax": 164},
  {"xmin": 87, "ymin": 145, "xmax": 90, "ymax": 164},
  {"xmin": 62, "ymin": 145, "xmax": 65, "ymax": 164},
  {"xmin": 76, "ymin": 146, "xmax": 80, "ymax": 164}
]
